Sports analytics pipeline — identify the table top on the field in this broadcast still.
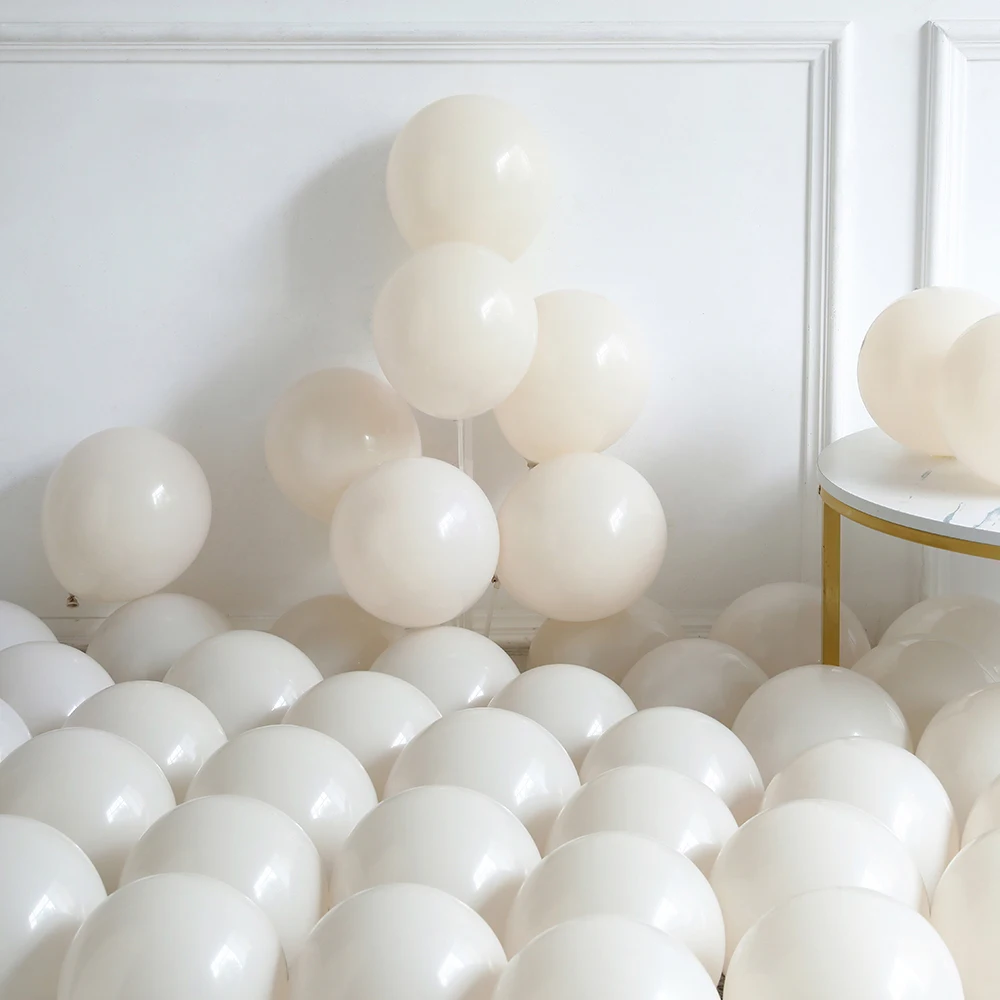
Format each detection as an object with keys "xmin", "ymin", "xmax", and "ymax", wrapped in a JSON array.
[{"xmin": 818, "ymin": 428, "xmax": 1000, "ymax": 546}]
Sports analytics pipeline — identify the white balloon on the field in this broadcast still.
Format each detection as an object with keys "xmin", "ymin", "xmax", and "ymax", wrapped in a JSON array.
[
  {"xmin": 67, "ymin": 681, "xmax": 227, "ymax": 799},
  {"xmin": 498, "ymin": 454, "xmax": 667, "ymax": 622},
  {"xmin": 384, "ymin": 708, "xmax": 579, "ymax": 849},
  {"xmin": 622, "ymin": 638, "xmax": 767, "ymax": 726},
  {"xmin": 881, "ymin": 594, "xmax": 1000, "ymax": 645},
  {"xmin": 371, "ymin": 626, "xmax": 519, "ymax": 715},
  {"xmin": 504, "ymin": 831, "xmax": 724, "ymax": 981},
  {"xmin": 386, "ymin": 94, "xmax": 551, "ymax": 261},
  {"xmin": 186, "ymin": 724, "xmax": 376, "ymax": 871},
  {"xmin": 41, "ymin": 427, "xmax": 212, "ymax": 602},
  {"xmin": 85, "ymin": 592, "xmax": 230, "ymax": 682},
  {"xmin": 373, "ymin": 243, "xmax": 538, "ymax": 419},
  {"xmin": 0, "ymin": 599, "xmax": 55, "ymax": 651},
  {"xmin": 710, "ymin": 582, "xmax": 870, "ymax": 674},
  {"xmin": 925, "ymin": 602, "xmax": 1000, "ymax": 672},
  {"xmin": 121, "ymin": 794, "xmax": 323, "ymax": 963},
  {"xmin": 732, "ymin": 664, "xmax": 910, "ymax": 784},
  {"xmin": 58, "ymin": 872, "xmax": 286, "ymax": 1000},
  {"xmin": 580, "ymin": 707, "xmax": 763, "ymax": 824},
  {"xmin": 857, "ymin": 286, "xmax": 998, "ymax": 455},
  {"xmin": 726, "ymin": 887, "xmax": 963, "ymax": 1000},
  {"xmin": 0, "ymin": 698, "xmax": 29, "ymax": 761},
  {"xmin": 331, "ymin": 457, "xmax": 500, "ymax": 628},
  {"xmin": 164, "ymin": 630, "xmax": 321, "ymax": 737},
  {"xmin": 763, "ymin": 738, "xmax": 958, "ymax": 893},
  {"xmin": 0, "ymin": 727, "xmax": 174, "ymax": 890},
  {"xmin": 290, "ymin": 882, "xmax": 506, "ymax": 1000},
  {"xmin": 283, "ymin": 671, "xmax": 441, "ymax": 796},
  {"xmin": 332, "ymin": 784, "xmax": 540, "ymax": 940},
  {"xmin": 547, "ymin": 765, "xmax": 736, "ymax": 875},
  {"xmin": 963, "ymin": 774, "xmax": 1000, "ymax": 845},
  {"xmin": 0, "ymin": 815, "xmax": 106, "ymax": 999}
]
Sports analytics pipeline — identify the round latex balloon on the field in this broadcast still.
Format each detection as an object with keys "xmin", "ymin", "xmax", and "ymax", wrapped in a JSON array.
[
  {"xmin": 58, "ymin": 872, "xmax": 286, "ymax": 1000},
  {"xmin": 498, "ymin": 454, "xmax": 667, "ymax": 622},
  {"xmin": 85, "ymin": 592, "xmax": 230, "ymax": 682},
  {"xmin": 489, "ymin": 664, "xmax": 636, "ymax": 768},
  {"xmin": 857, "ymin": 286, "xmax": 998, "ymax": 455},
  {"xmin": 186, "ymin": 724, "xmax": 376, "ymax": 871},
  {"xmin": 0, "ymin": 727, "xmax": 174, "ymax": 890},
  {"xmin": 371, "ymin": 626, "xmax": 519, "ymax": 714},
  {"xmin": 373, "ymin": 243, "xmax": 537, "ymax": 420},
  {"xmin": 925, "ymin": 602, "xmax": 1000, "ymax": 672},
  {"xmin": 732, "ymin": 665, "xmax": 910, "ymax": 784},
  {"xmin": 66, "ymin": 681, "xmax": 227, "ymax": 799},
  {"xmin": 881, "ymin": 594, "xmax": 1000, "ymax": 645},
  {"xmin": 963, "ymin": 774, "xmax": 1000, "ymax": 845},
  {"xmin": 547, "ymin": 765, "xmax": 736, "ymax": 875},
  {"xmin": 164, "ymin": 630, "xmax": 321, "ymax": 737},
  {"xmin": 332, "ymin": 784, "xmax": 540, "ymax": 939},
  {"xmin": 580, "ymin": 706, "xmax": 763, "ymax": 824},
  {"xmin": 283, "ymin": 670, "xmax": 441, "ymax": 796},
  {"xmin": 386, "ymin": 94, "xmax": 551, "ymax": 261},
  {"xmin": 331, "ymin": 457, "xmax": 499, "ymax": 628},
  {"xmin": 0, "ymin": 599, "xmax": 55, "ymax": 651},
  {"xmin": 763, "ymin": 738, "xmax": 958, "ymax": 893},
  {"xmin": 290, "ymin": 882, "xmax": 505, "ymax": 1000},
  {"xmin": 265, "ymin": 367, "xmax": 421, "ymax": 521},
  {"xmin": 709, "ymin": 582, "xmax": 870, "ymax": 674},
  {"xmin": 0, "ymin": 641, "xmax": 112, "ymax": 734},
  {"xmin": 0, "ymin": 698, "xmax": 29, "ymax": 761},
  {"xmin": 271, "ymin": 594, "xmax": 403, "ymax": 676},
  {"xmin": 622, "ymin": 638, "xmax": 767, "ymax": 726},
  {"xmin": 494, "ymin": 290, "xmax": 650, "ymax": 463},
  {"xmin": 121, "ymin": 794, "xmax": 323, "ymax": 962},
  {"xmin": 383, "ymin": 708, "xmax": 579, "ymax": 849},
  {"xmin": 504, "ymin": 831, "xmax": 724, "ymax": 981},
  {"xmin": 0, "ymin": 815, "xmax": 106, "ymax": 1000},
  {"xmin": 493, "ymin": 915, "xmax": 719, "ymax": 1000},
  {"xmin": 725, "ymin": 887, "xmax": 963, "ymax": 1000},
  {"xmin": 41, "ymin": 427, "xmax": 212, "ymax": 602}
]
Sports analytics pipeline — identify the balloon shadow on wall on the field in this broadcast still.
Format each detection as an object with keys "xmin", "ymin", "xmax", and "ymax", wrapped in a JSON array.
[{"xmin": 0, "ymin": 465, "xmax": 59, "ymax": 613}]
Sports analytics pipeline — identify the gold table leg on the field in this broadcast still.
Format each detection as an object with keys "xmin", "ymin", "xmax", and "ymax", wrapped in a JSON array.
[{"xmin": 822, "ymin": 499, "xmax": 842, "ymax": 666}]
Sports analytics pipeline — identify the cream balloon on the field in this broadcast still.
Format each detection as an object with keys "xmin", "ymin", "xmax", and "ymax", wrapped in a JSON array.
[
  {"xmin": 504, "ymin": 831, "xmax": 724, "ymax": 981},
  {"xmin": 373, "ymin": 243, "xmax": 537, "ymax": 419},
  {"xmin": 290, "ymin": 882, "xmax": 505, "ymax": 1000},
  {"xmin": 725, "ymin": 887, "xmax": 963, "ymax": 1000},
  {"xmin": 332, "ymin": 784, "xmax": 540, "ymax": 939},
  {"xmin": 963, "ymin": 775, "xmax": 1000, "ymax": 845},
  {"xmin": 489, "ymin": 664, "xmax": 636, "ymax": 768},
  {"xmin": 710, "ymin": 582, "xmax": 870, "ymax": 674},
  {"xmin": 58, "ymin": 872, "xmax": 286, "ymax": 1000},
  {"xmin": 331, "ymin": 457, "xmax": 499, "ymax": 628},
  {"xmin": 0, "ymin": 727, "xmax": 174, "ymax": 890},
  {"xmin": 732, "ymin": 665, "xmax": 910, "ymax": 784},
  {"xmin": 67, "ymin": 681, "xmax": 227, "ymax": 799},
  {"xmin": 622, "ymin": 638, "xmax": 767, "ymax": 726},
  {"xmin": 857, "ymin": 286, "xmax": 998, "ymax": 455},
  {"xmin": 498, "ymin": 454, "xmax": 667, "ymax": 622},
  {"xmin": 41, "ymin": 427, "xmax": 212, "ymax": 601},
  {"xmin": 371, "ymin": 626, "xmax": 519, "ymax": 714},
  {"xmin": 0, "ymin": 697, "xmax": 29, "ymax": 760},
  {"xmin": 164, "ymin": 630, "xmax": 321, "ymax": 737},
  {"xmin": 0, "ymin": 599, "xmax": 55, "ymax": 651},
  {"xmin": 710, "ymin": 799, "xmax": 927, "ymax": 967},
  {"xmin": 283, "ymin": 670, "xmax": 441, "ymax": 796},
  {"xmin": 383, "ymin": 708, "xmax": 579, "ymax": 849},
  {"xmin": 926, "ymin": 602, "xmax": 1000, "ymax": 672},
  {"xmin": 881, "ymin": 593, "xmax": 1000, "ymax": 645},
  {"xmin": 763, "ymin": 738, "xmax": 958, "ymax": 893},
  {"xmin": 386, "ymin": 94, "xmax": 551, "ymax": 261},
  {"xmin": 265, "ymin": 367, "xmax": 421, "ymax": 521},
  {"xmin": 85, "ymin": 592, "xmax": 230, "ymax": 682},
  {"xmin": 547, "ymin": 765, "xmax": 736, "ymax": 875}
]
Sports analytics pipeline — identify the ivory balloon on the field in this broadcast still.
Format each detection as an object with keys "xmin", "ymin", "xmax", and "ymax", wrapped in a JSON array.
[
  {"xmin": 857, "ymin": 286, "xmax": 998, "ymax": 455},
  {"xmin": 622, "ymin": 638, "xmax": 767, "ymax": 726},
  {"xmin": 373, "ymin": 243, "xmax": 537, "ymax": 419},
  {"xmin": 331, "ymin": 457, "xmax": 499, "ymax": 628},
  {"xmin": 881, "ymin": 593, "xmax": 1000, "ymax": 645},
  {"xmin": 0, "ymin": 697, "xmax": 29, "ymax": 760},
  {"xmin": 498, "ymin": 454, "xmax": 667, "ymax": 622},
  {"xmin": 0, "ymin": 599, "xmax": 55, "ymax": 651},
  {"xmin": 963, "ymin": 774, "xmax": 1000, "ymax": 845},
  {"xmin": 85, "ymin": 592, "xmax": 230, "ymax": 682},
  {"xmin": 926, "ymin": 602, "xmax": 1000, "ymax": 672},
  {"xmin": 386, "ymin": 94, "xmax": 551, "ymax": 261},
  {"xmin": 283, "ymin": 670, "xmax": 441, "ymax": 796},
  {"xmin": 710, "ymin": 582, "xmax": 870, "ymax": 674},
  {"xmin": 265, "ymin": 368, "xmax": 421, "ymax": 521},
  {"xmin": 0, "ymin": 727, "xmax": 174, "ymax": 890},
  {"xmin": 504, "ymin": 831, "xmax": 724, "ymax": 981},
  {"xmin": 41, "ymin": 427, "xmax": 212, "ymax": 601}
]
